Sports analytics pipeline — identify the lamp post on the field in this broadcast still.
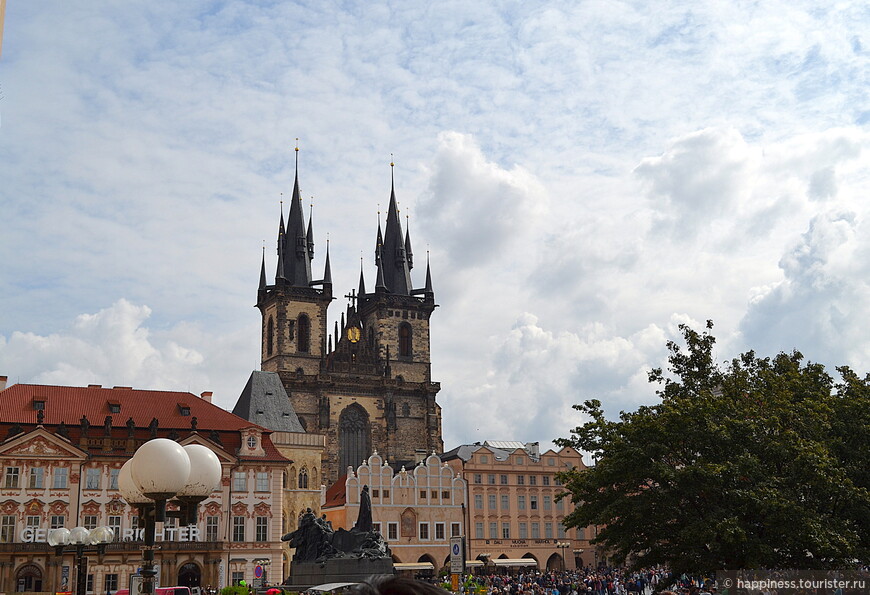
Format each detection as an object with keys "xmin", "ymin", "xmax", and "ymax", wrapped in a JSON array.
[
  {"xmin": 555, "ymin": 542, "xmax": 571, "ymax": 571},
  {"xmin": 48, "ymin": 525, "xmax": 115, "ymax": 595},
  {"xmin": 118, "ymin": 440, "xmax": 223, "ymax": 595}
]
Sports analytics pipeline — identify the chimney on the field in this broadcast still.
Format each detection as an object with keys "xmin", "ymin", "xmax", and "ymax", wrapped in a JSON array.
[
  {"xmin": 0, "ymin": 376, "xmax": 7, "ymax": 391},
  {"xmin": 200, "ymin": 391, "xmax": 213, "ymax": 403}
]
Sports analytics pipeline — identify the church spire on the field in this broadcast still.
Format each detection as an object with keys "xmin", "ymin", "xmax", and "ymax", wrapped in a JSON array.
[
  {"xmin": 405, "ymin": 214, "xmax": 414, "ymax": 270},
  {"xmin": 282, "ymin": 145, "xmax": 313, "ymax": 287},
  {"xmin": 378, "ymin": 160, "xmax": 413, "ymax": 295},
  {"xmin": 424, "ymin": 251, "xmax": 433, "ymax": 295},
  {"xmin": 259, "ymin": 246, "xmax": 267, "ymax": 291},
  {"xmin": 307, "ymin": 200, "xmax": 315, "ymax": 261},
  {"xmin": 323, "ymin": 239, "xmax": 332, "ymax": 286},
  {"xmin": 358, "ymin": 258, "xmax": 367, "ymax": 298}
]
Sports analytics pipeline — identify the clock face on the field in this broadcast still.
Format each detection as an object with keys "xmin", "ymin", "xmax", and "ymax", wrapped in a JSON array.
[{"xmin": 347, "ymin": 327, "xmax": 361, "ymax": 343}]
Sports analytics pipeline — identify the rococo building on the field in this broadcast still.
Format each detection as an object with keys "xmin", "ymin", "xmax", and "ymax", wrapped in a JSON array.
[{"xmin": 0, "ymin": 377, "xmax": 288, "ymax": 594}]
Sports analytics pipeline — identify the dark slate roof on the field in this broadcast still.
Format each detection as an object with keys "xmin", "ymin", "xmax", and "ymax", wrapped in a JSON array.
[{"xmin": 232, "ymin": 371, "xmax": 305, "ymax": 432}]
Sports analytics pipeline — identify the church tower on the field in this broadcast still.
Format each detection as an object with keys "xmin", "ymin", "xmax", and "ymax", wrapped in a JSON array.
[
  {"xmin": 257, "ymin": 150, "xmax": 333, "ymax": 376},
  {"xmin": 257, "ymin": 158, "xmax": 442, "ymax": 486}
]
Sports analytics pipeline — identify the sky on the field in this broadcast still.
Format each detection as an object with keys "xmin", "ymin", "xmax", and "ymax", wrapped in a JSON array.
[{"xmin": 0, "ymin": 1, "xmax": 868, "ymax": 455}]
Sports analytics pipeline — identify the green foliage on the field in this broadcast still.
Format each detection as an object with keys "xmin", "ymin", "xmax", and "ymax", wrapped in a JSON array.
[
  {"xmin": 221, "ymin": 587, "xmax": 252, "ymax": 595},
  {"xmin": 556, "ymin": 321, "xmax": 870, "ymax": 576}
]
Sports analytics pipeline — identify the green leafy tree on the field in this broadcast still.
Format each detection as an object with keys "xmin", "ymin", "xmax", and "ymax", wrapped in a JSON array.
[{"xmin": 556, "ymin": 321, "xmax": 870, "ymax": 576}]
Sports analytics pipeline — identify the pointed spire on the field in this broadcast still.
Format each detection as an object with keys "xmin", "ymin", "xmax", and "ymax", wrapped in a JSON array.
[
  {"xmin": 283, "ymin": 142, "xmax": 313, "ymax": 287},
  {"xmin": 328, "ymin": 334, "xmax": 333, "ymax": 353},
  {"xmin": 307, "ymin": 199, "xmax": 315, "ymax": 261},
  {"xmin": 358, "ymin": 258, "xmax": 367, "ymax": 298},
  {"xmin": 424, "ymin": 251, "xmax": 433, "ymax": 295},
  {"xmin": 375, "ymin": 212, "xmax": 383, "ymax": 263},
  {"xmin": 341, "ymin": 311, "xmax": 346, "ymax": 332},
  {"xmin": 259, "ymin": 245, "xmax": 267, "ymax": 291},
  {"xmin": 334, "ymin": 320, "xmax": 339, "ymax": 348},
  {"xmin": 323, "ymin": 239, "xmax": 333, "ymax": 285},
  {"xmin": 375, "ymin": 251, "xmax": 387, "ymax": 293},
  {"xmin": 378, "ymin": 159, "xmax": 413, "ymax": 295},
  {"xmin": 405, "ymin": 214, "xmax": 414, "ymax": 270}
]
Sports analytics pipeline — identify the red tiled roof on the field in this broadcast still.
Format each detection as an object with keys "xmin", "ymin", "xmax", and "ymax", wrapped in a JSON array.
[
  {"xmin": 322, "ymin": 473, "xmax": 348, "ymax": 509},
  {"xmin": 0, "ymin": 383, "xmax": 288, "ymax": 462}
]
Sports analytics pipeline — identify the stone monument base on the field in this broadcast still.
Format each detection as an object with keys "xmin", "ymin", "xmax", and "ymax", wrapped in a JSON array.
[{"xmin": 284, "ymin": 557, "xmax": 394, "ymax": 591}]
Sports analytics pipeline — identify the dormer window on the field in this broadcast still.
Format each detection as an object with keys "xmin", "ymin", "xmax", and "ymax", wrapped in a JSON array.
[
  {"xmin": 32, "ymin": 400, "xmax": 45, "ymax": 411},
  {"xmin": 247, "ymin": 436, "xmax": 257, "ymax": 449},
  {"xmin": 108, "ymin": 401, "xmax": 121, "ymax": 414},
  {"xmin": 178, "ymin": 404, "xmax": 191, "ymax": 416}
]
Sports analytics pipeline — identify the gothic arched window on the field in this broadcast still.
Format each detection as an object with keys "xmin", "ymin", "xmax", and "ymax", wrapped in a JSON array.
[
  {"xmin": 339, "ymin": 404, "xmax": 371, "ymax": 472},
  {"xmin": 266, "ymin": 317, "xmax": 275, "ymax": 357},
  {"xmin": 398, "ymin": 322, "xmax": 412, "ymax": 357},
  {"xmin": 298, "ymin": 314, "xmax": 310, "ymax": 353},
  {"xmin": 298, "ymin": 468, "xmax": 309, "ymax": 489}
]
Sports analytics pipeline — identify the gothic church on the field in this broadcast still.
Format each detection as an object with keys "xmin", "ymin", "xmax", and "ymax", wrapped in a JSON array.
[{"xmin": 256, "ymin": 159, "xmax": 443, "ymax": 485}]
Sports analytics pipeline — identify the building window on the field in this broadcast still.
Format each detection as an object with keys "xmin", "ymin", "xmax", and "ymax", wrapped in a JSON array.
[
  {"xmin": 50, "ymin": 515, "xmax": 65, "ymax": 529},
  {"xmin": 109, "ymin": 402, "xmax": 121, "ymax": 414},
  {"xmin": 4, "ymin": 467, "xmax": 19, "ymax": 489},
  {"xmin": 519, "ymin": 522, "xmax": 528, "ymax": 539},
  {"xmin": 232, "ymin": 572, "xmax": 244, "ymax": 586},
  {"xmin": 233, "ymin": 471, "xmax": 247, "ymax": 492},
  {"xmin": 515, "ymin": 456, "xmax": 524, "ymax": 465},
  {"xmin": 543, "ymin": 475, "xmax": 551, "ymax": 486},
  {"xmin": 517, "ymin": 495, "xmax": 526, "ymax": 510},
  {"xmin": 488, "ymin": 474, "xmax": 496, "ymax": 484},
  {"xmin": 232, "ymin": 517, "xmax": 245, "ymax": 542},
  {"xmin": 530, "ymin": 495, "xmax": 538, "ymax": 510},
  {"xmin": 398, "ymin": 322, "xmax": 412, "ymax": 357},
  {"xmin": 419, "ymin": 523, "xmax": 429, "ymax": 540},
  {"xmin": 0, "ymin": 516, "xmax": 14, "ymax": 542},
  {"xmin": 517, "ymin": 475, "xmax": 525, "ymax": 485},
  {"xmin": 529, "ymin": 475, "xmax": 537, "ymax": 486},
  {"xmin": 255, "ymin": 472, "xmax": 269, "ymax": 492},
  {"xmin": 383, "ymin": 489, "xmax": 390, "ymax": 498},
  {"xmin": 419, "ymin": 490, "xmax": 427, "ymax": 499},
  {"xmin": 26, "ymin": 516, "xmax": 39, "ymax": 530},
  {"xmin": 576, "ymin": 528, "xmax": 585, "ymax": 540},
  {"xmin": 488, "ymin": 522, "xmax": 497, "ymax": 539},
  {"xmin": 109, "ymin": 469, "xmax": 120, "ymax": 490},
  {"xmin": 256, "ymin": 517, "xmax": 268, "ymax": 542},
  {"xmin": 442, "ymin": 490, "xmax": 450, "ymax": 500},
  {"xmin": 388, "ymin": 523, "xmax": 398, "ymax": 541},
  {"xmin": 480, "ymin": 455, "xmax": 488, "ymax": 463},
  {"xmin": 545, "ymin": 522, "xmax": 553, "ymax": 538},
  {"xmin": 206, "ymin": 516, "xmax": 219, "ymax": 542},
  {"xmin": 531, "ymin": 522, "xmax": 540, "ymax": 539},
  {"xmin": 104, "ymin": 574, "xmax": 118, "ymax": 593},
  {"xmin": 502, "ymin": 523, "xmax": 510, "ymax": 539},
  {"xmin": 297, "ymin": 314, "xmax": 311, "ymax": 353},
  {"xmin": 475, "ymin": 522, "xmax": 484, "ymax": 539},
  {"xmin": 53, "ymin": 467, "xmax": 68, "ymax": 489},
  {"xmin": 267, "ymin": 317, "xmax": 275, "ymax": 357},
  {"xmin": 372, "ymin": 522, "xmax": 381, "ymax": 534},
  {"xmin": 558, "ymin": 524, "xmax": 567, "ymax": 539},
  {"xmin": 298, "ymin": 468, "xmax": 309, "ymax": 489},
  {"xmin": 547, "ymin": 458, "xmax": 555, "ymax": 466},
  {"xmin": 488, "ymin": 495, "xmax": 496, "ymax": 509},
  {"xmin": 372, "ymin": 489, "xmax": 379, "ymax": 499},
  {"xmin": 83, "ymin": 515, "xmax": 98, "ymax": 530},
  {"xmin": 556, "ymin": 498, "xmax": 564, "ymax": 512},
  {"xmin": 85, "ymin": 468, "xmax": 101, "ymax": 490},
  {"xmin": 473, "ymin": 474, "xmax": 481, "ymax": 484},
  {"xmin": 87, "ymin": 575, "xmax": 94, "ymax": 593},
  {"xmin": 500, "ymin": 474, "xmax": 508, "ymax": 485},
  {"xmin": 108, "ymin": 516, "xmax": 122, "ymax": 541},
  {"xmin": 338, "ymin": 404, "xmax": 371, "ymax": 473},
  {"xmin": 544, "ymin": 495, "xmax": 552, "ymax": 511},
  {"xmin": 435, "ymin": 523, "xmax": 445, "ymax": 540},
  {"xmin": 501, "ymin": 494, "xmax": 509, "ymax": 510},
  {"xmin": 431, "ymin": 490, "xmax": 438, "ymax": 500},
  {"xmin": 29, "ymin": 467, "xmax": 44, "ymax": 489},
  {"xmin": 451, "ymin": 522, "xmax": 461, "ymax": 537}
]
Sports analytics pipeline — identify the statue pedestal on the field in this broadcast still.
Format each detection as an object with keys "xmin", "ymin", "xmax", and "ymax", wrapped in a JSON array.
[{"xmin": 284, "ymin": 558, "xmax": 394, "ymax": 590}]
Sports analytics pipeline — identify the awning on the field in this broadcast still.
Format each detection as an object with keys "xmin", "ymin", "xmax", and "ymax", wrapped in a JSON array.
[
  {"xmin": 465, "ymin": 560, "xmax": 484, "ymax": 567},
  {"xmin": 492, "ymin": 559, "xmax": 538, "ymax": 567},
  {"xmin": 305, "ymin": 583, "xmax": 359, "ymax": 593},
  {"xmin": 394, "ymin": 563, "xmax": 435, "ymax": 571}
]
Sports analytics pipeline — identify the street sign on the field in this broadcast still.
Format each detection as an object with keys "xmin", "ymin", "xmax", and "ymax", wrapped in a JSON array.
[
  {"xmin": 449, "ymin": 536, "xmax": 464, "ymax": 574},
  {"xmin": 254, "ymin": 565, "xmax": 263, "ymax": 579}
]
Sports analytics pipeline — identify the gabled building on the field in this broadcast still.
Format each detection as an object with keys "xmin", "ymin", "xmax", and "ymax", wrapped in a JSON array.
[
  {"xmin": 0, "ymin": 376, "xmax": 288, "ymax": 593},
  {"xmin": 255, "ymin": 158, "xmax": 442, "ymax": 486},
  {"xmin": 443, "ymin": 441, "xmax": 597, "ymax": 571},
  {"xmin": 321, "ymin": 451, "xmax": 466, "ymax": 573}
]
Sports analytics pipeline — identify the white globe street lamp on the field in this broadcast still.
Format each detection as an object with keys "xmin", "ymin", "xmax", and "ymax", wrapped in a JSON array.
[
  {"xmin": 120, "ymin": 438, "xmax": 222, "ymax": 595},
  {"xmin": 48, "ymin": 525, "xmax": 115, "ymax": 595}
]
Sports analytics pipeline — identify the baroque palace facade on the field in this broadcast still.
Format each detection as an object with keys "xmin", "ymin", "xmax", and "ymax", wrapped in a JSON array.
[{"xmin": 0, "ymin": 377, "xmax": 288, "ymax": 594}]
